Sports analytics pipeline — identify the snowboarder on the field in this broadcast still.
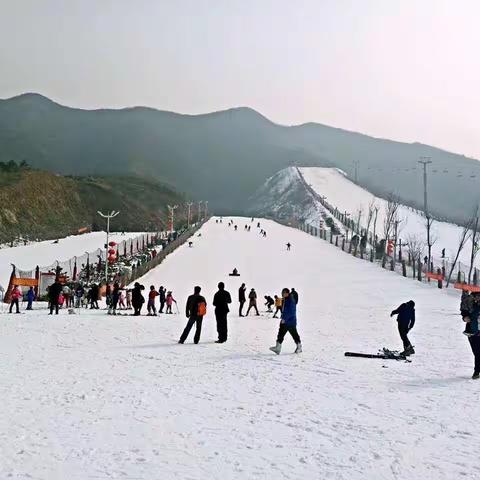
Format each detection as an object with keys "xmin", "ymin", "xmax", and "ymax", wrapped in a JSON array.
[
  {"xmin": 246, "ymin": 288, "xmax": 259, "ymax": 316},
  {"xmin": 179, "ymin": 286, "xmax": 206, "ymax": 344},
  {"xmin": 48, "ymin": 280, "xmax": 63, "ymax": 315},
  {"xmin": 257, "ymin": 222, "xmax": 261, "ymax": 228},
  {"xmin": 9, "ymin": 285, "xmax": 22, "ymax": 313},
  {"xmin": 159, "ymin": 286, "xmax": 166, "ymax": 313},
  {"xmin": 461, "ymin": 291, "xmax": 480, "ymax": 379},
  {"xmin": 270, "ymin": 288, "xmax": 302, "ymax": 354},
  {"xmin": 263, "ymin": 231, "xmax": 267, "ymax": 238},
  {"xmin": 147, "ymin": 285, "xmax": 159, "ymax": 316},
  {"xmin": 286, "ymin": 242, "xmax": 291, "ymax": 251},
  {"xmin": 234, "ymin": 225, "xmax": 238, "ymax": 231},
  {"xmin": 131, "ymin": 282, "xmax": 145, "ymax": 316},
  {"xmin": 188, "ymin": 241, "xmax": 193, "ymax": 248},
  {"xmin": 238, "ymin": 283, "xmax": 246, "ymax": 316},
  {"xmin": 291, "ymin": 288, "xmax": 299, "ymax": 305},
  {"xmin": 273, "ymin": 295, "xmax": 282, "ymax": 318},
  {"xmin": 390, "ymin": 300, "xmax": 416, "ymax": 356},
  {"xmin": 264, "ymin": 295, "xmax": 274, "ymax": 312},
  {"xmin": 213, "ymin": 282, "xmax": 232, "ymax": 343},
  {"xmin": 26, "ymin": 286, "xmax": 35, "ymax": 310},
  {"xmin": 166, "ymin": 291, "xmax": 177, "ymax": 314}
]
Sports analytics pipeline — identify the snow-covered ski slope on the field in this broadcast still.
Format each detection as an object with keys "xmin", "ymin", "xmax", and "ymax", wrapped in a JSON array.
[
  {"xmin": 0, "ymin": 231, "xmax": 143, "ymax": 287},
  {"xmin": 1, "ymin": 218, "xmax": 477, "ymax": 480},
  {"xmin": 301, "ymin": 167, "xmax": 473, "ymax": 265}
]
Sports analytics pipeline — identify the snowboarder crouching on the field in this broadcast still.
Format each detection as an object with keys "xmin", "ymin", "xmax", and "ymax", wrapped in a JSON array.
[{"xmin": 270, "ymin": 288, "xmax": 302, "ymax": 354}]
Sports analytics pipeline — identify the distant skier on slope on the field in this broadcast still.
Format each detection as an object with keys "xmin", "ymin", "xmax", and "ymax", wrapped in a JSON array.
[
  {"xmin": 390, "ymin": 300, "xmax": 415, "ymax": 356},
  {"xmin": 461, "ymin": 291, "xmax": 480, "ymax": 379},
  {"xmin": 179, "ymin": 286, "xmax": 206, "ymax": 344},
  {"xmin": 286, "ymin": 242, "xmax": 291, "ymax": 251},
  {"xmin": 166, "ymin": 291, "xmax": 177, "ymax": 314},
  {"xmin": 213, "ymin": 282, "xmax": 232, "ymax": 343},
  {"xmin": 270, "ymin": 288, "xmax": 302, "ymax": 355}
]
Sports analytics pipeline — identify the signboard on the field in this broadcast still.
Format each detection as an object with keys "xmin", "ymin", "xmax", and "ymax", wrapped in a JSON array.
[{"xmin": 12, "ymin": 277, "xmax": 38, "ymax": 287}]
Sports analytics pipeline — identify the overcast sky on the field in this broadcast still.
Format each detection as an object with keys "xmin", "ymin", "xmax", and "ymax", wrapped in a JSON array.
[{"xmin": 1, "ymin": 0, "xmax": 479, "ymax": 158}]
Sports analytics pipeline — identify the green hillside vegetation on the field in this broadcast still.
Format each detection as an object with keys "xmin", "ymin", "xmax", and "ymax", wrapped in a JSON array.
[
  {"xmin": 1, "ymin": 93, "xmax": 480, "ymax": 222},
  {"xmin": 0, "ymin": 164, "xmax": 185, "ymax": 243}
]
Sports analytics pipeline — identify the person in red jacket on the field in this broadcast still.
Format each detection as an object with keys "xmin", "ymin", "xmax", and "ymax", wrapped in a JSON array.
[
  {"xmin": 147, "ymin": 285, "xmax": 159, "ymax": 316},
  {"xmin": 9, "ymin": 285, "xmax": 22, "ymax": 314}
]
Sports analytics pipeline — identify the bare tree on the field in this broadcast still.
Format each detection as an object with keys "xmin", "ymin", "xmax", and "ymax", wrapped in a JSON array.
[
  {"xmin": 372, "ymin": 206, "xmax": 379, "ymax": 249},
  {"xmin": 468, "ymin": 207, "xmax": 480, "ymax": 284},
  {"xmin": 355, "ymin": 208, "xmax": 363, "ymax": 235},
  {"xmin": 446, "ymin": 220, "xmax": 473, "ymax": 286},
  {"xmin": 383, "ymin": 194, "xmax": 400, "ymax": 255},
  {"xmin": 406, "ymin": 234, "xmax": 425, "ymax": 278},
  {"xmin": 365, "ymin": 198, "xmax": 376, "ymax": 242}
]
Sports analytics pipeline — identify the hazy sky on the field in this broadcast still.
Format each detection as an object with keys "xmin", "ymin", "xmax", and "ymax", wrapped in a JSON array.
[{"xmin": 1, "ymin": 0, "xmax": 479, "ymax": 158}]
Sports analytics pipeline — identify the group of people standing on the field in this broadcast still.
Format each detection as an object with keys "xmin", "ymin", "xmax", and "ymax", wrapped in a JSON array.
[{"xmin": 178, "ymin": 282, "xmax": 302, "ymax": 354}]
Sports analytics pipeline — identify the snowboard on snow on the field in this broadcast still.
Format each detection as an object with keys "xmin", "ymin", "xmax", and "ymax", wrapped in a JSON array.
[{"xmin": 345, "ymin": 348, "xmax": 412, "ymax": 362}]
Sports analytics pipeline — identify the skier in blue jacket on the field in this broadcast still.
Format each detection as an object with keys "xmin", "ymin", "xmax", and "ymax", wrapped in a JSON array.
[
  {"xmin": 270, "ymin": 288, "xmax": 302, "ymax": 354},
  {"xmin": 26, "ymin": 287, "xmax": 35, "ymax": 310}
]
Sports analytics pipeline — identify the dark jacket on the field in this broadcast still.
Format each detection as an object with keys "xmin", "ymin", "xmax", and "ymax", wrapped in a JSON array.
[
  {"xmin": 48, "ymin": 282, "xmax": 63, "ymax": 302},
  {"xmin": 391, "ymin": 301, "xmax": 415, "ymax": 329},
  {"xmin": 291, "ymin": 289, "xmax": 299, "ymax": 304},
  {"xmin": 132, "ymin": 285, "xmax": 145, "ymax": 306},
  {"xmin": 186, "ymin": 294, "xmax": 206, "ymax": 318},
  {"xmin": 281, "ymin": 294, "xmax": 297, "ymax": 327},
  {"xmin": 26, "ymin": 289, "xmax": 36, "ymax": 301},
  {"xmin": 239, "ymin": 286, "xmax": 246, "ymax": 302},
  {"xmin": 213, "ymin": 289, "xmax": 232, "ymax": 314},
  {"xmin": 159, "ymin": 288, "xmax": 166, "ymax": 302}
]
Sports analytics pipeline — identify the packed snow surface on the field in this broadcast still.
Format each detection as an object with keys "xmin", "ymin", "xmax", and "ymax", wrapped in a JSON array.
[
  {"xmin": 301, "ymin": 167, "xmax": 475, "ymax": 266},
  {"xmin": 1, "ymin": 217, "xmax": 476, "ymax": 480},
  {"xmin": 0, "ymin": 231, "xmax": 143, "ymax": 287}
]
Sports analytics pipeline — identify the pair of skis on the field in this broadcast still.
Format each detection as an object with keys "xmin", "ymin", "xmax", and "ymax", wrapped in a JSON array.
[{"xmin": 345, "ymin": 348, "xmax": 412, "ymax": 362}]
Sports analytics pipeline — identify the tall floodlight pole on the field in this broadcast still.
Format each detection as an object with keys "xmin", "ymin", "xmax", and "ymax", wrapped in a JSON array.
[
  {"xmin": 186, "ymin": 202, "xmax": 193, "ymax": 228},
  {"xmin": 197, "ymin": 200, "xmax": 203, "ymax": 223},
  {"xmin": 97, "ymin": 210, "xmax": 120, "ymax": 285},
  {"xmin": 418, "ymin": 156, "xmax": 432, "ymax": 270},
  {"xmin": 167, "ymin": 205, "xmax": 178, "ymax": 233},
  {"xmin": 204, "ymin": 200, "xmax": 209, "ymax": 219}
]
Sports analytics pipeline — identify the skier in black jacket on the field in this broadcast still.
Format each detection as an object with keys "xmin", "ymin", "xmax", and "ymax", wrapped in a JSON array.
[
  {"xmin": 48, "ymin": 281, "xmax": 63, "ymax": 315},
  {"xmin": 213, "ymin": 282, "xmax": 232, "ymax": 343},
  {"xmin": 238, "ymin": 283, "xmax": 246, "ymax": 317},
  {"xmin": 158, "ymin": 286, "xmax": 166, "ymax": 313},
  {"xmin": 390, "ymin": 300, "xmax": 416, "ymax": 356},
  {"xmin": 291, "ymin": 288, "xmax": 299, "ymax": 305},
  {"xmin": 131, "ymin": 282, "xmax": 145, "ymax": 316},
  {"xmin": 179, "ymin": 286, "xmax": 206, "ymax": 344}
]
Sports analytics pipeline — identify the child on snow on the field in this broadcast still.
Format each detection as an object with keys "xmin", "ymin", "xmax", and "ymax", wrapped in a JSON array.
[
  {"xmin": 26, "ymin": 287, "xmax": 36, "ymax": 310},
  {"xmin": 166, "ymin": 291, "xmax": 177, "ymax": 314},
  {"xmin": 273, "ymin": 295, "xmax": 282, "ymax": 318},
  {"xmin": 147, "ymin": 285, "xmax": 159, "ymax": 316}
]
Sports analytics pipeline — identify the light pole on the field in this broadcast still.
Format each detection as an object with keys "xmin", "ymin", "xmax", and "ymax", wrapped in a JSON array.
[
  {"xmin": 418, "ymin": 156, "xmax": 432, "ymax": 270},
  {"xmin": 204, "ymin": 200, "xmax": 209, "ymax": 219},
  {"xmin": 97, "ymin": 210, "xmax": 120, "ymax": 285},
  {"xmin": 167, "ymin": 205, "xmax": 178, "ymax": 233},
  {"xmin": 186, "ymin": 202, "xmax": 193, "ymax": 228},
  {"xmin": 197, "ymin": 200, "xmax": 203, "ymax": 223}
]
